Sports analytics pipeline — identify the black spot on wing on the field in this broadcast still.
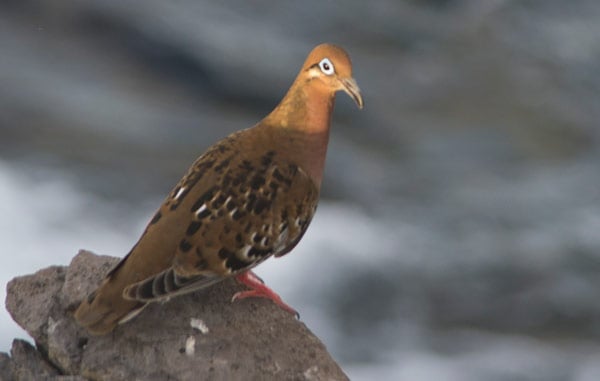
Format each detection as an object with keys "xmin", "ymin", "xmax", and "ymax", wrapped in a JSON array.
[
  {"xmin": 195, "ymin": 258, "xmax": 208, "ymax": 269},
  {"xmin": 250, "ymin": 175, "xmax": 266, "ymax": 190},
  {"xmin": 231, "ymin": 209, "xmax": 246, "ymax": 220},
  {"xmin": 197, "ymin": 159, "xmax": 216, "ymax": 171},
  {"xmin": 179, "ymin": 239, "xmax": 193, "ymax": 253},
  {"xmin": 214, "ymin": 157, "xmax": 232, "ymax": 173},
  {"xmin": 245, "ymin": 193, "xmax": 257, "ymax": 212},
  {"xmin": 218, "ymin": 248, "xmax": 235, "ymax": 260},
  {"xmin": 186, "ymin": 221, "xmax": 202, "ymax": 236},
  {"xmin": 218, "ymin": 248, "xmax": 251, "ymax": 271},
  {"xmin": 225, "ymin": 198, "xmax": 236, "ymax": 211},
  {"xmin": 212, "ymin": 194, "xmax": 227, "ymax": 209},
  {"xmin": 225, "ymin": 256, "xmax": 250, "ymax": 272},
  {"xmin": 197, "ymin": 208, "xmax": 211, "ymax": 220},
  {"xmin": 272, "ymin": 168, "xmax": 292, "ymax": 187},
  {"xmin": 232, "ymin": 176, "xmax": 242, "ymax": 187},
  {"xmin": 239, "ymin": 160, "xmax": 254, "ymax": 172},
  {"xmin": 221, "ymin": 173, "xmax": 232, "ymax": 188},
  {"xmin": 248, "ymin": 247, "xmax": 271, "ymax": 258},
  {"xmin": 261, "ymin": 151, "xmax": 276, "ymax": 167},
  {"xmin": 150, "ymin": 211, "xmax": 162, "ymax": 225},
  {"xmin": 253, "ymin": 197, "xmax": 270, "ymax": 214},
  {"xmin": 190, "ymin": 187, "xmax": 218, "ymax": 213}
]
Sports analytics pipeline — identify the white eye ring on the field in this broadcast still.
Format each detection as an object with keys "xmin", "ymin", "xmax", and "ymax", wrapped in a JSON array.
[{"xmin": 318, "ymin": 58, "xmax": 335, "ymax": 75}]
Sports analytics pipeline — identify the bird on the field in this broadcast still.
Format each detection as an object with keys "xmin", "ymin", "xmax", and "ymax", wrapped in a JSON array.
[{"xmin": 74, "ymin": 43, "xmax": 363, "ymax": 335}]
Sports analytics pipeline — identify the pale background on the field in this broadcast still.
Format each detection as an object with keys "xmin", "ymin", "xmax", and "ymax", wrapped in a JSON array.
[{"xmin": 2, "ymin": 1, "xmax": 600, "ymax": 380}]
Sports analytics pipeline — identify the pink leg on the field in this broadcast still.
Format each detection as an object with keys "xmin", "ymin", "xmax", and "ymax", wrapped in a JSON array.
[{"xmin": 233, "ymin": 271, "xmax": 299, "ymax": 317}]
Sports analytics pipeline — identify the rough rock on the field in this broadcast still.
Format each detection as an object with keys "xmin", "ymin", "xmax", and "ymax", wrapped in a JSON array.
[{"xmin": 2, "ymin": 250, "xmax": 348, "ymax": 381}]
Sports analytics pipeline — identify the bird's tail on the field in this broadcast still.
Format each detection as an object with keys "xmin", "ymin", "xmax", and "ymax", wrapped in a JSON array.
[
  {"xmin": 123, "ymin": 267, "xmax": 222, "ymax": 302},
  {"xmin": 74, "ymin": 279, "xmax": 146, "ymax": 335}
]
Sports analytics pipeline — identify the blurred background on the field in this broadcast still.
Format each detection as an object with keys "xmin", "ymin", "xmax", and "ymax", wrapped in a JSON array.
[{"xmin": 2, "ymin": 1, "xmax": 600, "ymax": 380}]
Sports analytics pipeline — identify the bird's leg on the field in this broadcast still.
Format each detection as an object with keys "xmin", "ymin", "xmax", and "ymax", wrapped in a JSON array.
[{"xmin": 232, "ymin": 270, "xmax": 299, "ymax": 318}]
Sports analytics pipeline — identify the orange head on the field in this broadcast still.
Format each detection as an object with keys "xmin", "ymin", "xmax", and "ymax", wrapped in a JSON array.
[{"xmin": 298, "ymin": 43, "xmax": 364, "ymax": 109}]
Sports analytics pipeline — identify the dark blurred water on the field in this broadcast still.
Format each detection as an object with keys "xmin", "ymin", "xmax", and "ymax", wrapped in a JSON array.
[{"xmin": 2, "ymin": 1, "xmax": 600, "ymax": 380}]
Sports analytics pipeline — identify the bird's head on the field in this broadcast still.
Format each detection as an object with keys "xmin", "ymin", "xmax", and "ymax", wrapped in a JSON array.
[{"xmin": 301, "ymin": 43, "xmax": 364, "ymax": 109}]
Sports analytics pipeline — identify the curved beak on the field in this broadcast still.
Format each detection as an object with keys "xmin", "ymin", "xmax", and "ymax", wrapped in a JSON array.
[{"xmin": 340, "ymin": 77, "xmax": 364, "ymax": 109}]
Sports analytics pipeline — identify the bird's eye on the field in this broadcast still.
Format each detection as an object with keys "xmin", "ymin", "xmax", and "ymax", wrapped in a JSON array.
[{"xmin": 318, "ymin": 58, "xmax": 335, "ymax": 75}]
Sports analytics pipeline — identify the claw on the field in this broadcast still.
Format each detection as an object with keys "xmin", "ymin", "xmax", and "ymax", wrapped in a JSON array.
[{"xmin": 233, "ymin": 271, "xmax": 299, "ymax": 318}]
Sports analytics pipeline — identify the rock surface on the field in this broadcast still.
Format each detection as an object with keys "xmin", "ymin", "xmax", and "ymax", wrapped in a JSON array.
[{"xmin": 2, "ymin": 250, "xmax": 348, "ymax": 381}]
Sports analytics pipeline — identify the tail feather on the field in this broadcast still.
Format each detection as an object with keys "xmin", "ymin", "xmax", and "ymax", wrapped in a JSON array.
[
  {"xmin": 75, "ymin": 261, "xmax": 223, "ymax": 334},
  {"xmin": 123, "ymin": 268, "xmax": 223, "ymax": 302},
  {"xmin": 74, "ymin": 280, "xmax": 145, "ymax": 335},
  {"xmin": 116, "ymin": 303, "xmax": 149, "ymax": 325}
]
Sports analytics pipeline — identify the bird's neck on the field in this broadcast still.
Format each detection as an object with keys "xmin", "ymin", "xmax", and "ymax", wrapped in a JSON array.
[{"xmin": 262, "ymin": 79, "xmax": 335, "ymax": 188}]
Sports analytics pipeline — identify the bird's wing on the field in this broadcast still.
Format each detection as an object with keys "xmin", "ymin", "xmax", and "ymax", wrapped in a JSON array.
[
  {"xmin": 123, "ymin": 148, "xmax": 319, "ymax": 303},
  {"xmin": 74, "ymin": 134, "xmax": 244, "ymax": 331}
]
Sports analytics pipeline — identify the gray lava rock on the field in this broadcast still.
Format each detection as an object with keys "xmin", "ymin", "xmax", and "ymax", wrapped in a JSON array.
[{"xmin": 3, "ymin": 250, "xmax": 348, "ymax": 381}]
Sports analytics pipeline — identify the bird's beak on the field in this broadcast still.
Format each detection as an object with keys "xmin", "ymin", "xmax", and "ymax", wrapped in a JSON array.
[{"xmin": 340, "ymin": 77, "xmax": 364, "ymax": 109}]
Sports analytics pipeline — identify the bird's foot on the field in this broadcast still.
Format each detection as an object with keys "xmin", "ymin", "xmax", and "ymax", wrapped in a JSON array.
[{"xmin": 232, "ymin": 271, "xmax": 299, "ymax": 318}]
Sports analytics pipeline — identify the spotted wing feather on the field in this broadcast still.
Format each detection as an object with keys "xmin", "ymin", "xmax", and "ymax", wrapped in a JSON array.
[{"xmin": 123, "ymin": 145, "xmax": 319, "ymax": 303}]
